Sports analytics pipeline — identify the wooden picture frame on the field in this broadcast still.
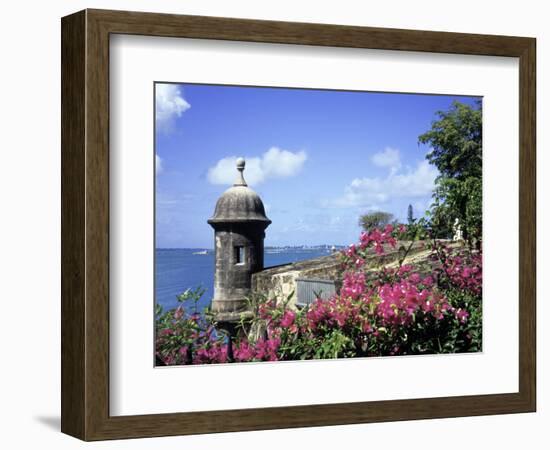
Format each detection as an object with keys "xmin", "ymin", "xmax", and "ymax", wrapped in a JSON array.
[{"xmin": 61, "ymin": 9, "xmax": 536, "ymax": 441}]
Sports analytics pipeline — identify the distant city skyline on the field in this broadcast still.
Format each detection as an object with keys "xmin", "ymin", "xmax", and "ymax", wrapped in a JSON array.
[{"xmin": 155, "ymin": 83, "xmax": 480, "ymax": 248}]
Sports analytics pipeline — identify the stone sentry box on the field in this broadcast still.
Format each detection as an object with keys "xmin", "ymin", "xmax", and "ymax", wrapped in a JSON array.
[{"xmin": 208, "ymin": 158, "xmax": 271, "ymax": 324}]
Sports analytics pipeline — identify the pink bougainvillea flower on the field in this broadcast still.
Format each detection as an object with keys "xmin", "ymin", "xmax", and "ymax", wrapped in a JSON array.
[
  {"xmin": 422, "ymin": 276, "xmax": 434, "ymax": 287},
  {"xmin": 156, "ymin": 225, "xmax": 482, "ymax": 365},
  {"xmin": 456, "ymin": 309, "xmax": 469, "ymax": 323},
  {"xmin": 409, "ymin": 273, "xmax": 421, "ymax": 284},
  {"xmin": 280, "ymin": 310, "xmax": 296, "ymax": 328}
]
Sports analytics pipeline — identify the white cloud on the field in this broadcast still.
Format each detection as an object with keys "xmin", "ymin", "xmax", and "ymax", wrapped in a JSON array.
[
  {"xmin": 371, "ymin": 147, "xmax": 401, "ymax": 171},
  {"xmin": 207, "ymin": 147, "xmax": 307, "ymax": 186},
  {"xmin": 155, "ymin": 154, "xmax": 163, "ymax": 175},
  {"xmin": 326, "ymin": 159, "xmax": 438, "ymax": 208},
  {"xmin": 155, "ymin": 84, "xmax": 191, "ymax": 133}
]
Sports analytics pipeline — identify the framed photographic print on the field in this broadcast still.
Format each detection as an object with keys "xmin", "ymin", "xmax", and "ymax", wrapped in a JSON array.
[{"xmin": 61, "ymin": 9, "xmax": 536, "ymax": 441}]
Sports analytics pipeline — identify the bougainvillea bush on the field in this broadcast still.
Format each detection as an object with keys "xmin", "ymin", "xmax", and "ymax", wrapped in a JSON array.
[{"xmin": 155, "ymin": 224, "xmax": 482, "ymax": 365}]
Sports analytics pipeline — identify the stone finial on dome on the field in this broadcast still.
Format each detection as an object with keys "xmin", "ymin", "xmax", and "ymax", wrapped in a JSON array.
[{"xmin": 234, "ymin": 157, "xmax": 247, "ymax": 187}]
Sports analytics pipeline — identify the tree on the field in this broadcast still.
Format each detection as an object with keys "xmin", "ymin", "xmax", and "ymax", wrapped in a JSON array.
[
  {"xmin": 359, "ymin": 211, "xmax": 394, "ymax": 232},
  {"xmin": 407, "ymin": 204, "xmax": 414, "ymax": 224},
  {"xmin": 419, "ymin": 100, "xmax": 482, "ymax": 244}
]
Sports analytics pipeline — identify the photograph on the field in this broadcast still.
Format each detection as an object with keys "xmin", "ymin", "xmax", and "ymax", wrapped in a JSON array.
[
  {"xmin": 154, "ymin": 82, "xmax": 483, "ymax": 366},
  {"xmin": 52, "ymin": 5, "xmax": 539, "ymax": 442}
]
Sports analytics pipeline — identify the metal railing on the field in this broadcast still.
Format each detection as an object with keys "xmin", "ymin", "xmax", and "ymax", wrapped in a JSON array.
[{"xmin": 296, "ymin": 278, "xmax": 337, "ymax": 308}]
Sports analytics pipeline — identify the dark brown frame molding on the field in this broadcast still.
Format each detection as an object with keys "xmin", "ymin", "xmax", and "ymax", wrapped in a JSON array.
[{"xmin": 61, "ymin": 9, "xmax": 536, "ymax": 441}]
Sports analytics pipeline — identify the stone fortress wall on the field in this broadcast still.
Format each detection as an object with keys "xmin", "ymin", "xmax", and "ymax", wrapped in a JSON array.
[{"xmin": 252, "ymin": 241, "xmax": 429, "ymax": 308}]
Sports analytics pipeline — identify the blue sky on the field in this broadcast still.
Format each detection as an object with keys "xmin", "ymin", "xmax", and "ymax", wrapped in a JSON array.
[{"xmin": 155, "ymin": 83, "xmax": 479, "ymax": 249}]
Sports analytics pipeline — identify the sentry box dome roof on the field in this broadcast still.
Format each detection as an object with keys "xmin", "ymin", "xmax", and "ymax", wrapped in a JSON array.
[{"xmin": 208, "ymin": 158, "xmax": 271, "ymax": 225}]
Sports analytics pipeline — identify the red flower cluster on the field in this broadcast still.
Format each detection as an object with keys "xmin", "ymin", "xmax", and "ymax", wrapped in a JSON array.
[
  {"xmin": 432, "ymin": 242, "xmax": 482, "ymax": 296},
  {"xmin": 234, "ymin": 337, "xmax": 281, "ymax": 362},
  {"xmin": 156, "ymin": 226, "xmax": 482, "ymax": 365}
]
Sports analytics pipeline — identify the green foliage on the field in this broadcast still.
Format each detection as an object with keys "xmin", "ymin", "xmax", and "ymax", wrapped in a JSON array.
[
  {"xmin": 155, "ymin": 286, "xmax": 219, "ymax": 365},
  {"xmin": 419, "ymin": 100, "xmax": 482, "ymax": 180},
  {"xmin": 359, "ymin": 211, "xmax": 394, "ymax": 231},
  {"xmin": 396, "ymin": 218, "xmax": 430, "ymax": 266},
  {"xmin": 419, "ymin": 100, "xmax": 482, "ymax": 243},
  {"xmin": 176, "ymin": 285, "xmax": 206, "ymax": 313},
  {"xmin": 444, "ymin": 288, "xmax": 482, "ymax": 352}
]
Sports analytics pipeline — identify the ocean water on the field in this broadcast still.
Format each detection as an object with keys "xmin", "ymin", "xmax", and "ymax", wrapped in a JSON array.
[{"xmin": 155, "ymin": 248, "xmax": 334, "ymax": 314}]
